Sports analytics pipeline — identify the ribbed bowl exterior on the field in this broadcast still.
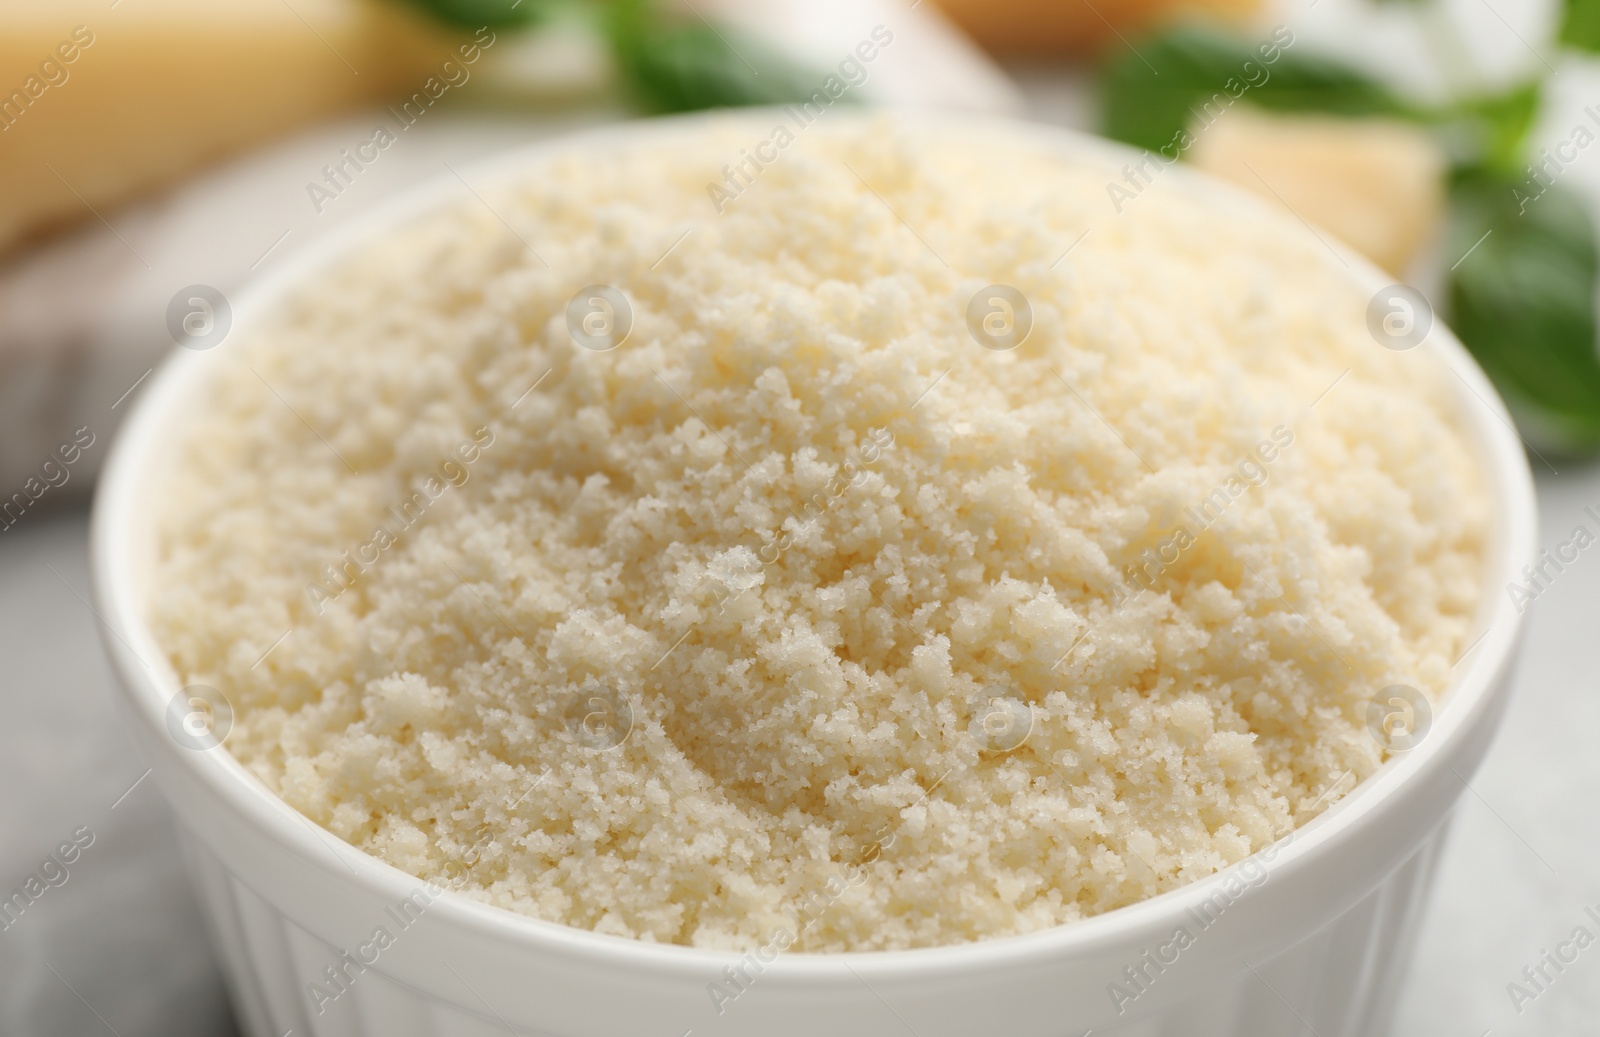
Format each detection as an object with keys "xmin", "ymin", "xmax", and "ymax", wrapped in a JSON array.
[{"xmin": 176, "ymin": 815, "xmax": 1450, "ymax": 1037}]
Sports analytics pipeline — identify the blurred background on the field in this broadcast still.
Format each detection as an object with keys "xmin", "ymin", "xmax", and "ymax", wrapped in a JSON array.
[{"xmin": 2, "ymin": 0, "xmax": 1598, "ymax": 1033}]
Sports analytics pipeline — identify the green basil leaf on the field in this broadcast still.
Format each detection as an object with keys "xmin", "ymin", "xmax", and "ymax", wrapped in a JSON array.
[
  {"xmin": 606, "ymin": 0, "xmax": 831, "ymax": 113},
  {"xmin": 1447, "ymin": 166, "xmax": 1600, "ymax": 453},
  {"xmin": 399, "ymin": 0, "xmax": 544, "ymax": 29},
  {"xmin": 1449, "ymin": 79, "xmax": 1543, "ymax": 176},
  {"xmin": 1560, "ymin": 0, "xmax": 1600, "ymax": 51},
  {"xmin": 1100, "ymin": 24, "xmax": 1411, "ymax": 153}
]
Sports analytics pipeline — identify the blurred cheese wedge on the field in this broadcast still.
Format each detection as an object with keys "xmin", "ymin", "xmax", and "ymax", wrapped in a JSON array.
[
  {"xmin": 1188, "ymin": 107, "xmax": 1447, "ymax": 276},
  {"xmin": 930, "ymin": 0, "xmax": 1260, "ymax": 54},
  {"xmin": 0, "ymin": 0, "xmax": 459, "ymax": 255}
]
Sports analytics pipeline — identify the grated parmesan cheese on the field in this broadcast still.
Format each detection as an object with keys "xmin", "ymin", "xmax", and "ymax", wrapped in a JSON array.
[{"xmin": 151, "ymin": 116, "xmax": 1487, "ymax": 951}]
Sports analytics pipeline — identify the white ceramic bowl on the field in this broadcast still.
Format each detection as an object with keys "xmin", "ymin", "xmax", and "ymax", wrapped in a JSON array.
[{"xmin": 92, "ymin": 112, "xmax": 1537, "ymax": 1037}]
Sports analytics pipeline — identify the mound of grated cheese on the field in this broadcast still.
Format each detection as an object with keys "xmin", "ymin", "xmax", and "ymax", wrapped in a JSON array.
[{"xmin": 152, "ymin": 115, "xmax": 1487, "ymax": 951}]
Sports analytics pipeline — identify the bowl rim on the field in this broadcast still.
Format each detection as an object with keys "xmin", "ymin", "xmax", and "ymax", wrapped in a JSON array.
[{"xmin": 91, "ymin": 107, "xmax": 1538, "ymax": 983}]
